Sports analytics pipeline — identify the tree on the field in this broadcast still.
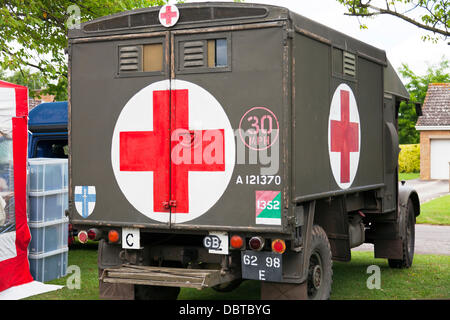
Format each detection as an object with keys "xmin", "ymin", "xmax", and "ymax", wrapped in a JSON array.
[
  {"xmin": 397, "ymin": 58, "xmax": 450, "ymax": 144},
  {"xmin": 336, "ymin": 0, "xmax": 450, "ymax": 42},
  {"xmin": 1, "ymin": 68, "xmax": 47, "ymax": 97},
  {"xmin": 0, "ymin": 0, "xmax": 167, "ymax": 99}
]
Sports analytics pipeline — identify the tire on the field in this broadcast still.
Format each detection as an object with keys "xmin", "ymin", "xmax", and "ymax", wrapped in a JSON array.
[
  {"xmin": 306, "ymin": 225, "xmax": 333, "ymax": 300},
  {"xmin": 134, "ymin": 285, "xmax": 180, "ymax": 300},
  {"xmin": 212, "ymin": 279, "xmax": 243, "ymax": 293},
  {"xmin": 388, "ymin": 199, "xmax": 415, "ymax": 269}
]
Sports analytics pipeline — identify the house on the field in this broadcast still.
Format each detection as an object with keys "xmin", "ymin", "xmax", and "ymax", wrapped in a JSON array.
[
  {"xmin": 415, "ymin": 83, "xmax": 450, "ymax": 180},
  {"xmin": 28, "ymin": 90, "xmax": 55, "ymax": 110}
]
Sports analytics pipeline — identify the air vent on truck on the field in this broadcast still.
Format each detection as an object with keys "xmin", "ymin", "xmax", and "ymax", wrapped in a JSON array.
[
  {"xmin": 343, "ymin": 52, "xmax": 356, "ymax": 77},
  {"xmin": 119, "ymin": 46, "xmax": 140, "ymax": 72},
  {"xmin": 177, "ymin": 37, "xmax": 229, "ymax": 73},
  {"xmin": 84, "ymin": 6, "xmax": 268, "ymax": 32},
  {"xmin": 118, "ymin": 43, "xmax": 164, "ymax": 75},
  {"xmin": 84, "ymin": 15, "xmax": 129, "ymax": 32},
  {"xmin": 183, "ymin": 41, "xmax": 205, "ymax": 68}
]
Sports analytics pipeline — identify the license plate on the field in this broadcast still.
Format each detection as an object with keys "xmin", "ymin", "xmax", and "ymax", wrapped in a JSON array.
[
  {"xmin": 241, "ymin": 251, "xmax": 282, "ymax": 282},
  {"xmin": 122, "ymin": 227, "xmax": 140, "ymax": 249}
]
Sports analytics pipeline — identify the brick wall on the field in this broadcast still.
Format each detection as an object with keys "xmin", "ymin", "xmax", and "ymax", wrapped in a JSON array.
[{"xmin": 419, "ymin": 130, "xmax": 450, "ymax": 180}]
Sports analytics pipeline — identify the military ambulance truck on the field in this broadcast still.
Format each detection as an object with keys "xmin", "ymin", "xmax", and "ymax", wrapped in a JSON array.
[{"xmin": 68, "ymin": 2, "xmax": 420, "ymax": 300}]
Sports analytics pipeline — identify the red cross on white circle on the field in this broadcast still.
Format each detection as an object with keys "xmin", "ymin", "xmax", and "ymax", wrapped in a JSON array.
[
  {"xmin": 159, "ymin": 5, "xmax": 180, "ymax": 27},
  {"xmin": 111, "ymin": 80, "xmax": 236, "ymax": 224},
  {"xmin": 119, "ymin": 89, "xmax": 225, "ymax": 214},
  {"xmin": 328, "ymin": 83, "xmax": 361, "ymax": 189}
]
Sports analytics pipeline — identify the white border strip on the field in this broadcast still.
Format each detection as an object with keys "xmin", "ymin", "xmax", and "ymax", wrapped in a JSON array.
[
  {"xmin": 416, "ymin": 126, "xmax": 450, "ymax": 131},
  {"xmin": 256, "ymin": 218, "xmax": 281, "ymax": 226}
]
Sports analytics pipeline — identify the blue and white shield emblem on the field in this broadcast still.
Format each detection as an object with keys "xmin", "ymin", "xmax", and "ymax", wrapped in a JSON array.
[{"xmin": 74, "ymin": 186, "xmax": 96, "ymax": 218}]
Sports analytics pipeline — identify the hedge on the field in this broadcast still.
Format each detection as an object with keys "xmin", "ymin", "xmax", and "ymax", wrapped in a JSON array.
[{"xmin": 398, "ymin": 144, "xmax": 420, "ymax": 173}]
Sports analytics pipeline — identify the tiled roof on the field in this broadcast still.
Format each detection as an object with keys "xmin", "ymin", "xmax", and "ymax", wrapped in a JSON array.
[
  {"xmin": 416, "ymin": 83, "xmax": 450, "ymax": 127},
  {"xmin": 28, "ymin": 98, "xmax": 42, "ymax": 110}
]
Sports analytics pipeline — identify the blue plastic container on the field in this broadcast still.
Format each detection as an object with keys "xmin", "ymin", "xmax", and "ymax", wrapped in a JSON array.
[
  {"xmin": 28, "ymin": 190, "xmax": 68, "ymax": 223},
  {"xmin": 28, "ymin": 158, "xmax": 68, "ymax": 192},
  {"xmin": 28, "ymin": 217, "xmax": 68, "ymax": 254},
  {"xmin": 28, "ymin": 247, "xmax": 68, "ymax": 282}
]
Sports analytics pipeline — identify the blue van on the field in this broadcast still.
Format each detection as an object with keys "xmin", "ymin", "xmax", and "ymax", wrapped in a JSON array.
[{"xmin": 28, "ymin": 101, "xmax": 68, "ymax": 159}]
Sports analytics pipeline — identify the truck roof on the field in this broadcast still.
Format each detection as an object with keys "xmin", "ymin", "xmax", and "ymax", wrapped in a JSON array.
[
  {"xmin": 69, "ymin": 2, "xmax": 385, "ymax": 64},
  {"xmin": 28, "ymin": 101, "xmax": 68, "ymax": 132},
  {"xmin": 67, "ymin": 2, "xmax": 408, "ymax": 100}
]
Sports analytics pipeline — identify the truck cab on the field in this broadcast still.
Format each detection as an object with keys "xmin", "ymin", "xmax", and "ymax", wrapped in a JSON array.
[{"xmin": 28, "ymin": 101, "xmax": 68, "ymax": 159}]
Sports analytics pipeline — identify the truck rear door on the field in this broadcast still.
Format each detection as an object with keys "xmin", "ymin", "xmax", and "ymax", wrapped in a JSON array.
[
  {"xmin": 71, "ymin": 22, "xmax": 289, "ymax": 233},
  {"xmin": 168, "ymin": 23, "xmax": 288, "ymax": 232}
]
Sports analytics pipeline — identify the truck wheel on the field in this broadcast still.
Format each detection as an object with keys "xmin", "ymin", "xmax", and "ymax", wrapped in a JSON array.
[
  {"xmin": 212, "ymin": 279, "xmax": 242, "ymax": 293},
  {"xmin": 306, "ymin": 225, "xmax": 333, "ymax": 300},
  {"xmin": 134, "ymin": 285, "xmax": 180, "ymax": 300},
  {"xmin": 388, "ymin": 199, "xmax": 415, "ymax": 269}
]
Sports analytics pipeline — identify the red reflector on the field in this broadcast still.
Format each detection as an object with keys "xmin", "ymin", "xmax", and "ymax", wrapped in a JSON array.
[
  {"xmin": 108, "ymin": 230, "xmax": 120, "ymax": 243},
  {"xmin": 230, "ymin": 235, "xmax": 243, "ymax": 249},
  {"xmin": 249, "ymin": 237, "xmax": 264, "ymax": 251},
  {"xmin": 272, "ymin": 239, "xmax": 286, "ymax": 254},
  {"xmin": 78, "ymin": 231, "xmax": 88, "ymax": 244},
  {"xmin": 87, "ymin": 229, "xmax": 97, "ymax": 240}
]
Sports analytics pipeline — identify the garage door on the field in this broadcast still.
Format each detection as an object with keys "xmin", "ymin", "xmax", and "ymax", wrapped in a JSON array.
[{"xmin": 430, "ymin": 139, "xmax": 450, "ymax": 179}]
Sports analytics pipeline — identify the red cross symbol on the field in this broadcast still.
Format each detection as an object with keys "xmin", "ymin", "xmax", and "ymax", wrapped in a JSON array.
[
  {"xmin": 330, "ymin": 90, "xmax": 359, "ymax": 183},
  {"xmin": 119, "ymin": 89, "xmax": 225, "ymax": 214},
  {"xmin": 159, "ymin": 5, "xmax": 178, "ymax": 26}
]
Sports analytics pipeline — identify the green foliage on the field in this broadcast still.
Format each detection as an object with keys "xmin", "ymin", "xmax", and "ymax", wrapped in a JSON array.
[
  {"xmin": 398, "ymin": 172, "xmax": 419, "ymax": 180},
  {"xmin": 336, "ymin": 0, "xmax": 450, "ymax": 41},
  {"xmin": 0, "ymin": 68, "xmax": 47, "ymax": 98},
  {"xmin": 397, "ymin": 58, "xmax": 450, "ymax": 144},
  {"xmin": 0, "ymin": 0, "xmax": 168, "ymax": 98},
  {"xmin": 398, "ymin": 144, "xmax": 420, "ymax": 173}
]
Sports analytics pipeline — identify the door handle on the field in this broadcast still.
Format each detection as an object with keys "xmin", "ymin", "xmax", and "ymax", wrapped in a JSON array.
[{"xmin": 162, "ymin": 200, "xmax": 177, "ymax": 209}]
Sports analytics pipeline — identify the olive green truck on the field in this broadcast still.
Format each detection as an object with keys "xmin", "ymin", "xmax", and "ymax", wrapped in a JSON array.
[{"xmin": 68, "ymin": 2, "xmax": 420, "ymax": 300}]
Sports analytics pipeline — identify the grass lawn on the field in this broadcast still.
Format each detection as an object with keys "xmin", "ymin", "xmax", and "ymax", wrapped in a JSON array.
[
  {"xmin": 417, "ymin": 195, "xmax": 450, "ymax": 225},
  {"xmin": 398, "ymin": 172, "xmax": 420, "ymax": 181},
  {"xmin": 26, "ymin": 246, "xmax": 450, "ymax": 300},
  {"xmin": 25, "ymin": 242, "xmax": 100, "ymax": 300}
]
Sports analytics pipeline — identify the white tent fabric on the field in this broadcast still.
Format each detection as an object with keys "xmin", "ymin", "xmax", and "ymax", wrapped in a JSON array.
[
  {"xmin": 0, "ymin": 87, "xmax": 16, "ymax": 137},
  {"xmin": 0, "ymin": 281, "xmax": 63, "ymax": 300},
  {"xmin": 0, "ymin": 231, "xmax": 16, "ymax": 262},
  {"xmin": 0, "ymin": 80, "xmax": 33, "ymax": 292}
]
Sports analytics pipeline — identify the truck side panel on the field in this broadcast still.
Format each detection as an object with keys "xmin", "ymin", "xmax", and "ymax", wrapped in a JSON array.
[{"xmin": 293, "ymin": 32, "xmax": 385, "ymax": 201}]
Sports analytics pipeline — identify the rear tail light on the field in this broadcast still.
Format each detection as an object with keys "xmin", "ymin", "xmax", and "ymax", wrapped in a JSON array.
[
  {"xmin": 230, "ymin": 235, "xmax": 244, "ymax": 249},
  {"xmin": 272, "ymin": 239, "xmax": 286, "ymax": 254},
  {"xmin": 108, "ymin": 230, "xmax": 120, "ymax": 243},
  {"xmin": 78, "ymin": 231, "xmax": 88, "ymax": 244},
  {"xmin": 87, "ymin": 228, "xmax": 101, "ymax": 241},
  {"xmin": 249, "ymin": 236, "xmax": 265, "ymax": 251}
]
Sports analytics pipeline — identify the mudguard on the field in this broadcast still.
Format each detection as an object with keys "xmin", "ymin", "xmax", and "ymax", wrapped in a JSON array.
[{"xmin": 398, "ymin": 184, "xmax": 420, "ymax": 217}]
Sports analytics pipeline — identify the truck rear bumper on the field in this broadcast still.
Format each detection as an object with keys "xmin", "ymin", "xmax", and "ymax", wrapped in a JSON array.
[{"xmin": 100, "ymin": 264, "xmax": 239, "ymax": 290}]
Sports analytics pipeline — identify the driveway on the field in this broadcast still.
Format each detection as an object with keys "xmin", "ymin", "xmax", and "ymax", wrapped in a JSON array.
[
  {"xmin": 402, "ymin": 178, "xmax": 450, "ymax": 204},
  {"xmin": 353, "ymin": 178, "xmax": 450, "ymax": 256},
  {"xmin": 353, "ymin": 224, "xmax": 450, "ymax": 256}
]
